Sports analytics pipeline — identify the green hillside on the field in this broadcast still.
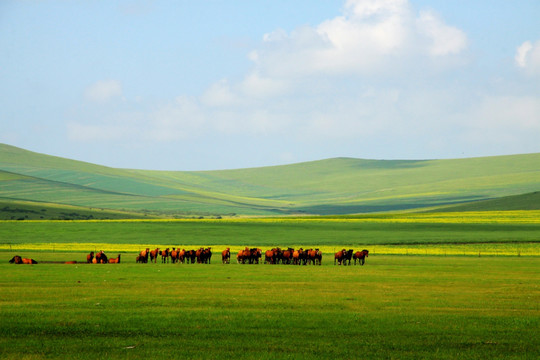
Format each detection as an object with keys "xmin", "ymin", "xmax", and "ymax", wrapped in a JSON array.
[
  {"xmin": 434, "ymin": 191, "xmax": 540, "ymax": 212},
  {"xmin": 1, "ymin": 143, "xmax": 539, "ymax": 217}
]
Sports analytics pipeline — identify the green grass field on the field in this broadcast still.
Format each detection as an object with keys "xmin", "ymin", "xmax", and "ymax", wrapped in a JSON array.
[
  {"xmin": 1, "ymin": 257, "xmax": 538, "ymax": 359},
  {"xmin": 1, "ymin": 214, "xmax": 539, "ymax": 359}
]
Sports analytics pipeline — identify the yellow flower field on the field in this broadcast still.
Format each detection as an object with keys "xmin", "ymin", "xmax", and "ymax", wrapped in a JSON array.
[{"xmin": 2, "ymin": 242, "xmax": 538, "ymax": 257}]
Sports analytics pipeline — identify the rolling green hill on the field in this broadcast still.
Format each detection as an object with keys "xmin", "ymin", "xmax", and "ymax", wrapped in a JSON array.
[{"xmin": 1, "ymin": 143, "xmax": 539, "ymax": 218}]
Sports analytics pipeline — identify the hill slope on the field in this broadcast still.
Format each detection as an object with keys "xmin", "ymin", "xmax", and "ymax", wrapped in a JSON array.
[{"xmin": 1, "ymin": 143, "xmax": 540, "ymax": 217}]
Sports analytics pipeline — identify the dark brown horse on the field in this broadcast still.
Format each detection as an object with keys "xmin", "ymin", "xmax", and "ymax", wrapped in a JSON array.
[
  {"xmin": 86, "ymin": 251, "xmax": 94, "ymax": 263},
  {"xmin": 9, "ymin": 255, "xmax": 22, "ymax": 264},
  {"xmin": 353, "ymin": 250, "xmax": 369, "ymax": 265},
  {"xmin": 282, "ymin": 248, "xmax": 293, "ymax": 264}
]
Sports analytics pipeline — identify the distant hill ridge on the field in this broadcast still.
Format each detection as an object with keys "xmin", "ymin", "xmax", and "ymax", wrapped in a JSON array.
[{"xmin": 1, "ymin": 143, "xmax": 539, "ymax": 218}]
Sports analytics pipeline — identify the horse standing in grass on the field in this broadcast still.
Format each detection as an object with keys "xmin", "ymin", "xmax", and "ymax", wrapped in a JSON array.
[
  {"xmin": 334, "ymin": 249, "xmax": 346, "ymax": 265},
  {"xmin": 161, "ymin": 248, "xmax": 170, "ymax": 263},
  {"xmin": 149, "ymin": 248, "xmax": 160, "ymax": 263},
  {"xmin": 353, "ymin": 250, "xmax": 369, "ymax": 265},
  {"xmin": 222, "ymin": 248, "xmax": 230, "ymax": 264},
  {"xmin": 86, "ymin": 251, "xmax": 94, "ymax": 263},
  {"xmin": 137, "ymin": 248, "xmax": 149, "ymax": 263}
]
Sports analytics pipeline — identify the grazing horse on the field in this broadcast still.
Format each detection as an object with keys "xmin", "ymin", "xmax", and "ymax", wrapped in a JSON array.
[
  {"xmin": 161, "ymin": 248, "xmax": 170, "ymax": 263},
  {"xmin": 86, "ymin": 251, "xmax": 94, "ymax": 263},
  {"xmin": 108, "ymin": 254, "xmax": 121, "ymax": 264},
  {"xmin": 149, "ymin": 248, "xmax": 160, "ymax": 263},
  {"xmin": 353, "ymin": 250, "xmax": 369, "ymax": 265},
  {"xmin": 9, "ymin": 255, "xmax": 23, "ymax": 264},
  {"xmin": 222, "ymin": 248, "xmax": 230, "ymax": 264}
]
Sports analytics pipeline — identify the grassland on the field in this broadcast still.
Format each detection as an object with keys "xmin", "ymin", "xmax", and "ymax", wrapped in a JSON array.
[
  {"xmin": 1, "ymin": 211, "xmax": 539, "ymax": 359},
  {"xmin": 0, "ymin": 256, "xmax": 538, "ymax": 359},
  {"xmin": 2, "ymin": 143, "xmax": 540, "ymax": 217}
]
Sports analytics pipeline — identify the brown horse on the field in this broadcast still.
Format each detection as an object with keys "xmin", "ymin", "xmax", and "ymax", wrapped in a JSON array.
[
  {"xmin": 86, "ymin": 251, "xmax": 94, "ymax": 263},
  {"xmin": 22, "ymin": 258, "xmax": 38, "ymax": 264},
  {"xmin": 222, "ymin": 248, "xmax": 230, "ymax": 264},
  {"xmin": 265, "ymin": 249, "xmax": 275, "ymax": 264},
  {"xmin": 138, "ymin": 248, "xmax": 149, "ymax": 263},
  {"xmin": 334, "ymin": 249, "xmax": 346, "ymax": 265},
  {"xmin": 282, "ymin": 248, "xmax": 293, "ymax": 264},
  {"xmin": 178, "ymin": 249, "xmax": 185, "ymax": 263},
  {"xmin": 161, "ymin": 248, "xmax": 170, "ymax": 263},
  {"xmin": 149, "ymin": 248, "xmax": 160, "ymax": 263},
  {"xmin": 292, "ymin": 250, "xmax": 300, "ymax": 265},
  {"xmin": 170, "ymin": 248, "xmax": 178, "ymax": 263},
  {"xmin": 108, "ymin": 254, "xmax": 121, "ymax": 264},
  {"xmin": 307, "ymin": 249, "xmax": 322, "ymax": 265},
  {"xmin": 353, "ymin": 250, "xmax": 369, "ymax": 265}
]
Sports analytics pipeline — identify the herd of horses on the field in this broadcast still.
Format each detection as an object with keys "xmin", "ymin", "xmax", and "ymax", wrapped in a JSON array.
[
  {"xmin": 86, "ymin": 251, "xmax": 121, "ymax": 264},
  {"xmin": 130, "ymin": 247, "xmax": 369, "ymax": 266},
  {"xmin": 8, "ymin": 248, "xmax": 369, "ymax": 266}
]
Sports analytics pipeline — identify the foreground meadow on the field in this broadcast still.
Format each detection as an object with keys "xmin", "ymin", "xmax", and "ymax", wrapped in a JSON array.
[
  {"xmin": 1, "ymin": 213, "xmax": 539, "ymax": 359},
  {"xmin": 0, "ymin": 257, "xmax": 538, "ymax": 359}
]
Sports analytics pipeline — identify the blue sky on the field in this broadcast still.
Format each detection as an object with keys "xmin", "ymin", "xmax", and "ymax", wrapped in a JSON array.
[{"xmin": 1, "ymin": 0, "xmax": 539, "ymax": 170}]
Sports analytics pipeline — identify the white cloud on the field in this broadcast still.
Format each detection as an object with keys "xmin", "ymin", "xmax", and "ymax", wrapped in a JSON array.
[
  {"xmin": 416, "ymin": 10, "xmax": 467, "ymax": 56},
  {"xmin": 515, "ymin": 40, "xmax": 540, "ymax": 75},
  {"xmin": 248, "ymin": 0, "xmax": 467, "ymax": 79},
  {"xmin": 84, "ymin": 80, "xmax": 123, "ymax": 103}
]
